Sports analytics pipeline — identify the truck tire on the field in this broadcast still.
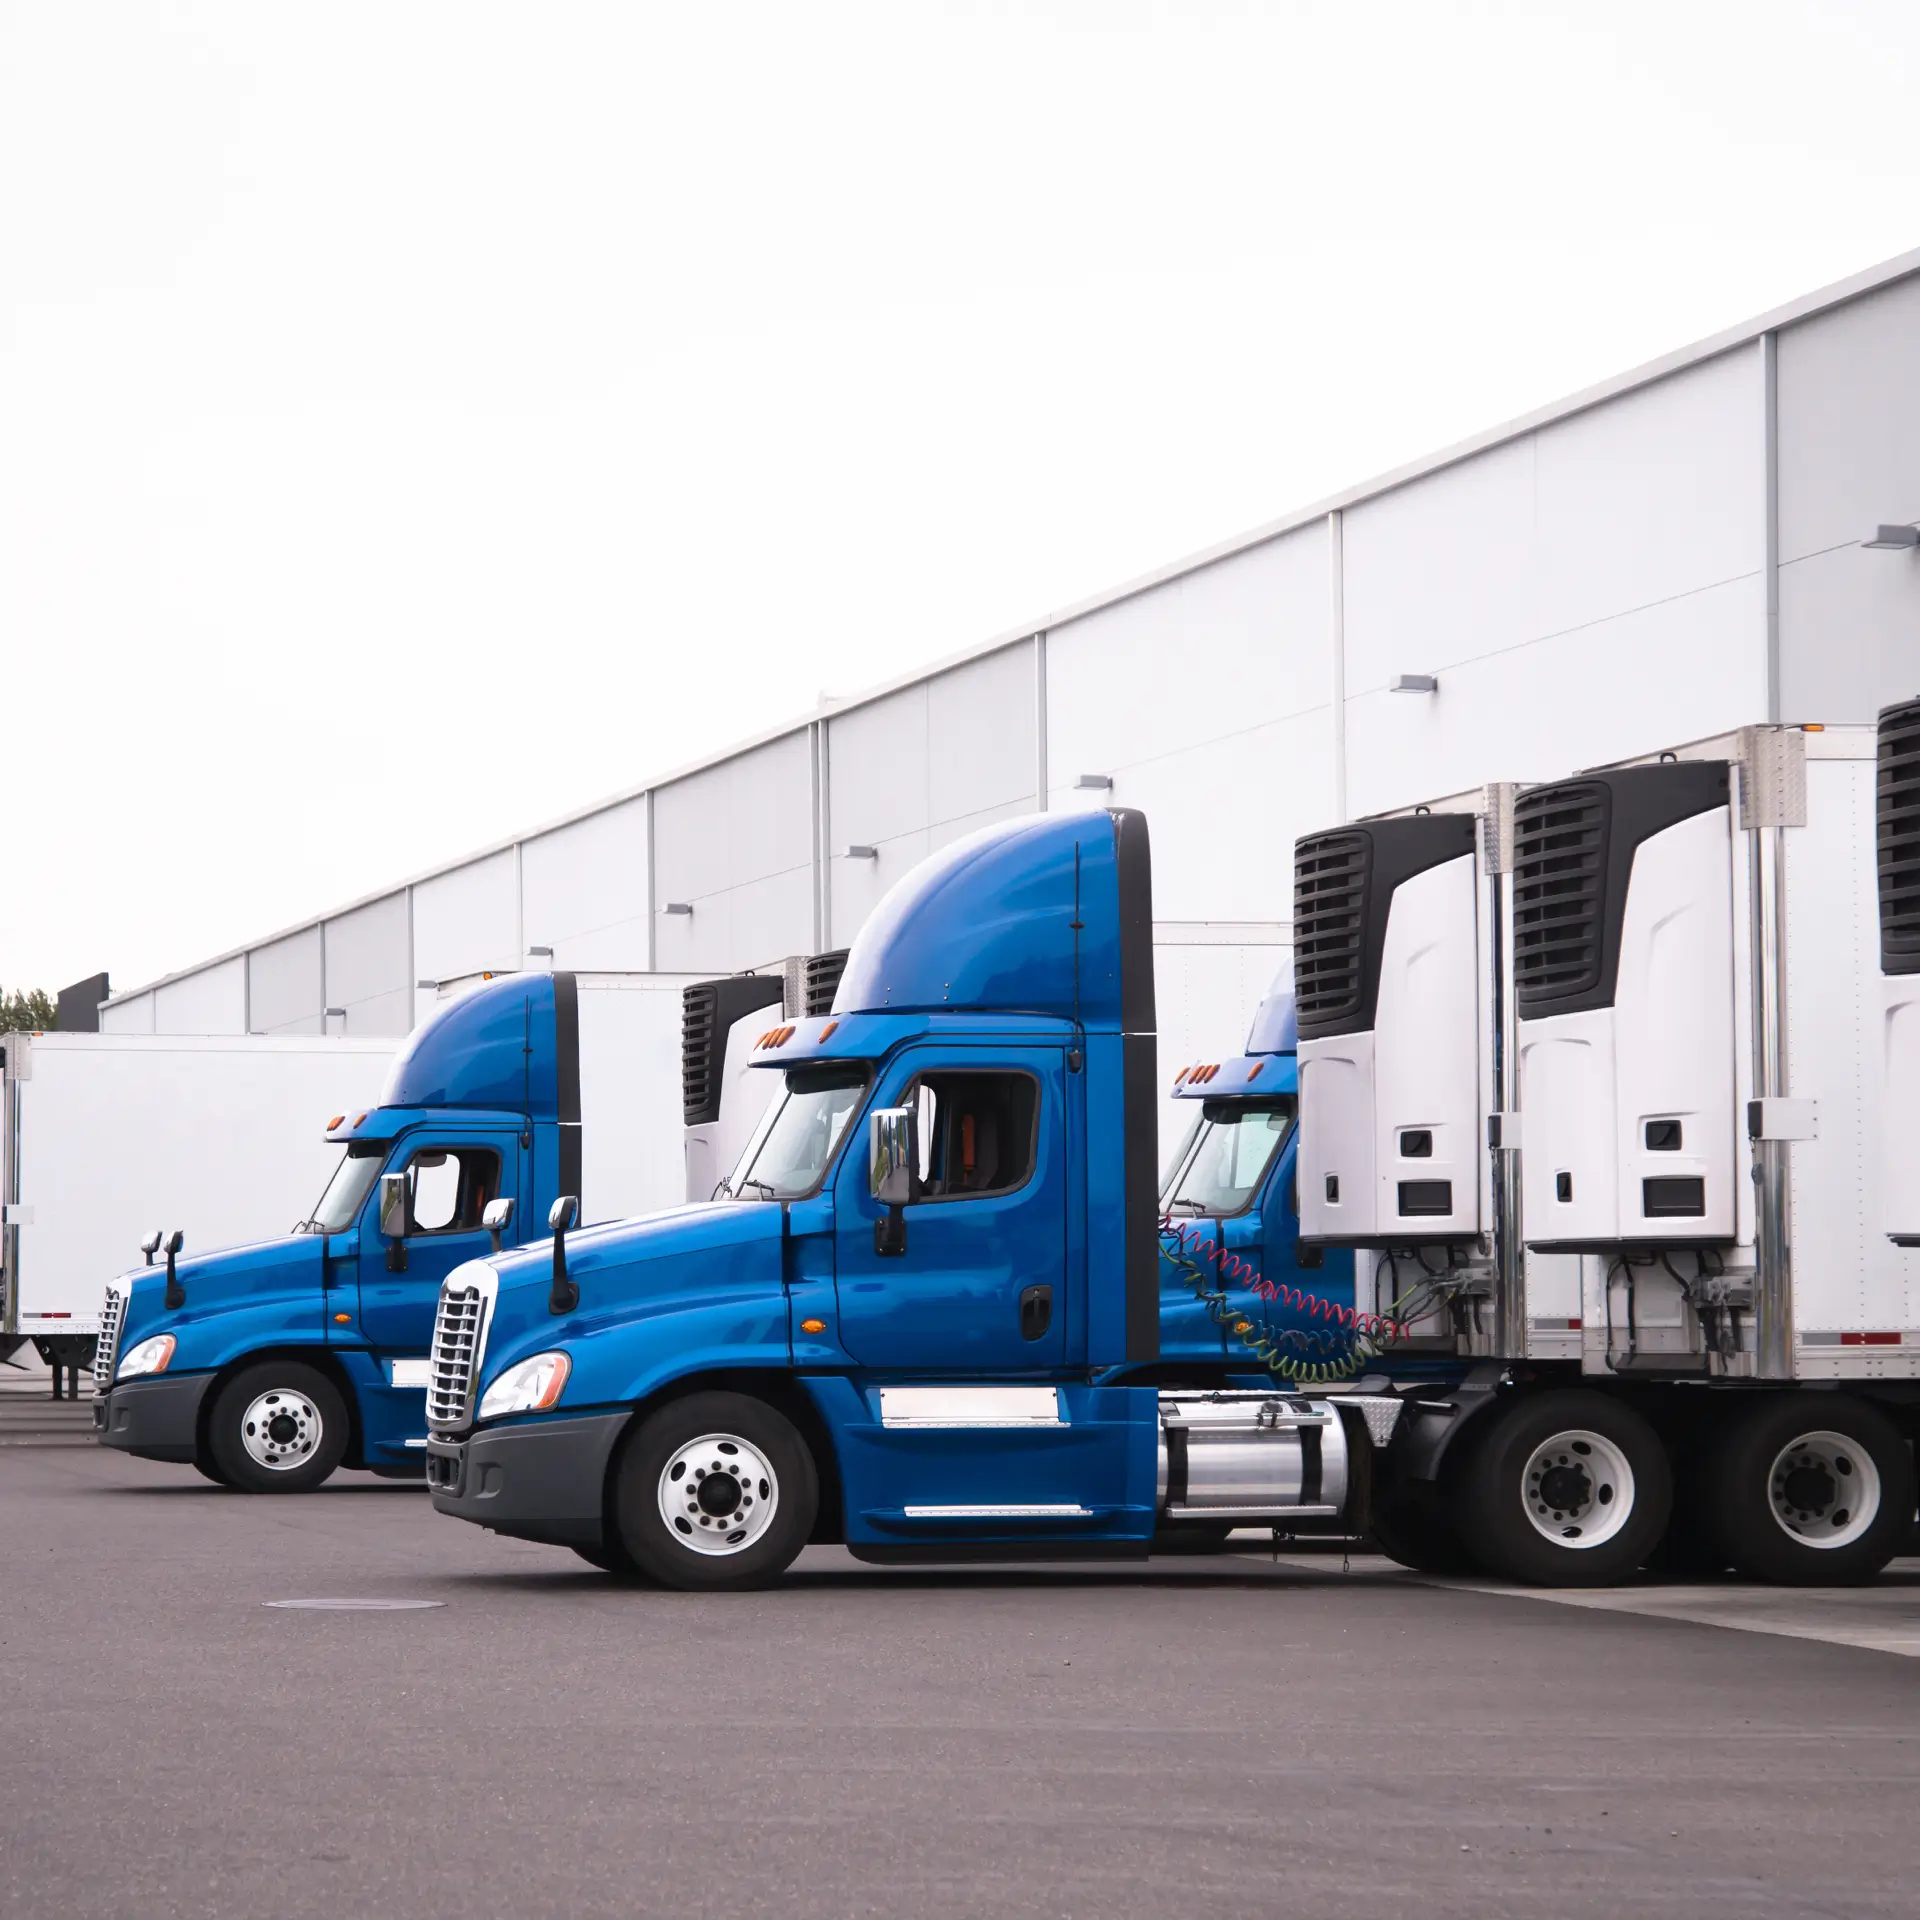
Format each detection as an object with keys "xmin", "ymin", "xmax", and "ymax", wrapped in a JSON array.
[
  {"xmin": 570, "ymin": 1538, "xmax": 654, "ymax": 1582},
  {"xmin": 1454, "ymin": 1390, "xmax": 1670, "ymax": 1587},
  {"xmin": 1708, "ymin": 1395, "xmax": 1913, "ymax": 1586},
  {"xmin": 612, "ymin": 1391, "xmax": 818, "ymax": 1592},
  {"xmin": 205, "ymin": 1362, "xmax": 349, "ymax": 1494},
  {"xmin": 1368, "ymin": 1485, "xmax": 1479, "ymax": 1575},
  {"xmin": 191, "ymin": 1456, "xmax": 234, "ymax": 1489}
]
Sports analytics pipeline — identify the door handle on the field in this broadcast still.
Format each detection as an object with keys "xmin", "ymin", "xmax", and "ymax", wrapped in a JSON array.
[{"xmin": 1019, "ymin": 1284, "xmax": 1052, "ymax": 1342}]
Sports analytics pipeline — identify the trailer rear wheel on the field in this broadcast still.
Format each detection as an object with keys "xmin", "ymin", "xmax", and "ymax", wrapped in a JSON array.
[
  {"xmin": 206, "ymin": 1362, "xmax": 349, "ymax": 1494},
  {"xmin": 613, "ymin": 1392, "xmax": 818, "ymax": 1591},
  {"xmin": 1710, "ymin": 1396, "xmax": 1912, "ymax": 1586},
  {"xmin": 1455, "ymin": 1391, "xmax": 1670, "ymax": 1587}
]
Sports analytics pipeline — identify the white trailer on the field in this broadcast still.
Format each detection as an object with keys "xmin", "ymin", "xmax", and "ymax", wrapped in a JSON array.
[
  {"xmin": 0, "ymin": 1032, "xmax": 397, "ymax": 1384},
  {"xmin": 1292, "ymin": 713, "xmax": 1920, "ymax": 1585}
]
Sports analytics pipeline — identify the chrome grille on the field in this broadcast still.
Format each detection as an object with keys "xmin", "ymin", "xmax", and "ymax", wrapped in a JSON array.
[
  {"xmin": 93, "ymin": 1286, "xmax": 126, "ymax": 1394},
  {"xmin": 427, "ymin": 1266, "xmax": 497, "ymax": 1431}
]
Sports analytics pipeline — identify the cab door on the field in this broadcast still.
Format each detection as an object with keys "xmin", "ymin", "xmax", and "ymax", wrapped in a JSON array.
[
  {"xmin": 832, "ymin": 1046, "xmax": 1068, "ymax": 1372},
  {"xmin": 354, "ymin": 1135, "xmax": 517, "ymax": 1354}
]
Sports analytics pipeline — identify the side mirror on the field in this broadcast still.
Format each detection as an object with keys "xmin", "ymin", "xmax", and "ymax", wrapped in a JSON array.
[
  {"xmin": 869, "ymin": 1107, "xmax": 917, "ymax": 1257},
  {"xmin": 379, "ymin": 1171, "xmax": 409, "ymax": 1272},
  {"xmin": 483, "ymin": 1195, "xmax": 515, "ymax": 1256},
  {"xmin": 140, "ymin": 1229, "xmax": 163, "ymax": 1266},
  {"xmin": 547, "ymin": 1194, "xmax": 579, "ymax": 1316},
  {"xmin": 162, "ymin": 1229, "xmax": 186, "ymax": 1310}
]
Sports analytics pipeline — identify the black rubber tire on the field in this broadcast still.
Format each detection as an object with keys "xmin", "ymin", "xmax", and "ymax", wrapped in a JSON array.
[
  {"xmin": 613, "ymin": 1391, "xmax": 818, "ymax": 1592},
  {"xmin": 1708, "ymin": 1394, "xmax": 1913, "ymax": 1586},
  {"xmin": 1644, "ymin": 1438, "xmax": 1732, "ymax": 1578},
  {"xmin": 569, "ymin": 1537, "xmax": 654, "ymax": 1582},
  {"xmin": 1367, "ymin": 1484, "xmax": 1480, "ymax": 1575},
  {"xmin": 1151, "ymin": 1521, "xmax": 1237, "ymax": 1555},
  {"xmin": 206, "ymin": 1362, "xmax": 349, "ymax": 1494},
  {"xmin": 1454, "ymin": 1390, "xmax": 1671, "ymax": 1587},
  {"xmin": 191, "ymin": 1455, "xmax": 233, "ymax": 1489}
]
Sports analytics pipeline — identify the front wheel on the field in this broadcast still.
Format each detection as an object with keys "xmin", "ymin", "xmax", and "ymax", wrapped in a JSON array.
[
  {"xmin": 612, "ymin": 1392, "xmax": 818, "ymax": 1592},
  {"xmin": 1709, "ymin": 1396, "xmax": 1913, "ymax": 1586},
  {"xmin": 1454, "ymin": 1390, "xmax": 1671, "ymax": 1587},
  {"xmin": 206, "ymin": 1362, "xmax": 349, "ymax": 1494}
]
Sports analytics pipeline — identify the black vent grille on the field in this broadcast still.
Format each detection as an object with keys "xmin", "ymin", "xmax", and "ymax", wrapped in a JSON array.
[
  {"xmin": 1879, "ymin": 698, "xmax": 1920, "ymax": 975},
  {"xmin": 1513, "ymin": 780, "xmax": 1611, "ymax": 1009},
  {"xmin": 681, "ymin": 982, "xmax": 719, "ymax": 1127},
  {"xmin": 804, "ymin": 949, "xmax": 849, "ymax": 1018},
  {"xmin": 1294, "ymin": 830, "xmax": 1370, "ymax": 1032}
]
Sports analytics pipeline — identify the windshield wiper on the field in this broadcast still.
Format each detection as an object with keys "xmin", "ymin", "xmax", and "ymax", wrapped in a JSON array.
[
  {"xmin": 1164, "ymin": 1198, "xmax": 1207, "ymax": 1217},
  {"xmin": 735, "ymin": 1177, "xmax": 779, "ymax": 1200}
]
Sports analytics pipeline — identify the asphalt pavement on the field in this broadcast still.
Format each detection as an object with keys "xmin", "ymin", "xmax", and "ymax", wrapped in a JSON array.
[{"xmin": 5, "ymin": 1439, "xmax": 1920, "ymax": 1919}]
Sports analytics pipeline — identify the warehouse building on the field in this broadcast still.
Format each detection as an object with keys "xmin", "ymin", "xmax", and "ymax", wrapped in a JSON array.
[{"xmin": 99, "ymin": 248, "xmax": 1920, "ymax": 1072}]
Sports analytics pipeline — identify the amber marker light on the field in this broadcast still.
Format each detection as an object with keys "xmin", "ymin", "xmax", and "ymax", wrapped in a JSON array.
[
  {"xmin": 326, "ymin": 1114, "xmax": 345, "ymax": 1130},
  {"xmin": 333, "ymin": 1313, "xmax": 352, "ymax": 1325},
  {"xmin": 818, "ymin": 1021, "xmax": 840, "ymax": 1042},
  {"xmin": 801, "ymin": 1318, "xmax": 827, "ymax": 1334}
]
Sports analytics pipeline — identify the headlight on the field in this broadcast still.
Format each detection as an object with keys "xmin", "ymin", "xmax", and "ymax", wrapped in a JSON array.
[
  {"xmin": 117, "ymin": 1335, "xmax": 176, "ymax": 1379},
  {"xmin": 477, "ymin": 1350, "xmax": 571, "ymax": 1421}
]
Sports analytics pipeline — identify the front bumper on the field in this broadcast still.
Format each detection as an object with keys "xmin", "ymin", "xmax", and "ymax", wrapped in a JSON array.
[
  {"xmin": 426, "ymin": 1411, "xmax": 630, "ymax": 1549},
  {"xmin": 95, "ymin": 1372, "xmax": 215, "ymax": 1463}
]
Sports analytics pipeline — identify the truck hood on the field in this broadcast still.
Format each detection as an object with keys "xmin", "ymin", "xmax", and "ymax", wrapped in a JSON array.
[
  {"xmin": 477, "ymin": 1200, "xmax": 789, "ymax": 1382},
  {"xmin": 113, "ymin": 1234, "xmax": 325, "ymax": 1360}
]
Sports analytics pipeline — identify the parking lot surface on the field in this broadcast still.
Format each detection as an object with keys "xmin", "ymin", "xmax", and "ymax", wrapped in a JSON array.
[{"xmin": 6, "ymin": 1439, "xmax": 1920, "ymax": 1919}]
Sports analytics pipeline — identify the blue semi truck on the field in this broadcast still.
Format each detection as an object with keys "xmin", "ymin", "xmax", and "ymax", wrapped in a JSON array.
[
  {"xmin": 423, "ymin": 808, "xmax": 1446, "ymax": 1587},
  {"xmin": 90, "ymin": 971, "xmax": 693, "ymax": 1491}
]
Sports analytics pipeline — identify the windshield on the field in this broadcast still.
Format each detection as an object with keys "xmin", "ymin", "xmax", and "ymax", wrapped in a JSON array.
[
  {"xmin": 1161, "ymin": 1098, "xmax": 1295, "ymax": 1218},
  {"xmin": 301, "ymin": 1142, "xmax": 386, "ymax": 1234},
  {"xmin": 722, "ymin": 1064, "xmax": 870, "ymax": 1201}
]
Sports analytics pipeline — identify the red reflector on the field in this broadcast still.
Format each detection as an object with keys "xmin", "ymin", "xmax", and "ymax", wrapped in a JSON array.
[{"xmin": 1841, "ymin": 1331, "xmax": 1902, "ymax": 1346}]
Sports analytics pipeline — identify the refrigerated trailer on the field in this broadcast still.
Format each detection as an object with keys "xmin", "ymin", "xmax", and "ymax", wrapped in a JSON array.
[
  {"xmin": 1, "ymin": 1032, "xmax": 398, "ymax": 1383},
  {"xmin": 1290, "ymin": 711, "xmax": 1920, "ymax": 1584}
]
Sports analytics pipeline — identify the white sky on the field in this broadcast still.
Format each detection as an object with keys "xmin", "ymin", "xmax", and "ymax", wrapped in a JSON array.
[{"xmin": 3, "ymin": 0, "xmax": 1917, "ymax": 995}]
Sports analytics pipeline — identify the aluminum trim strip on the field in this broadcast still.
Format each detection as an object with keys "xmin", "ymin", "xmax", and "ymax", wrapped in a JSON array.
[
  {"xmin": 900, "ymin": 1504, "xmax": 1092, "ymax": 1518},
  {"xmin": 879, "ymin": 1387, "xmax": 1064, "ymax": 1429}
]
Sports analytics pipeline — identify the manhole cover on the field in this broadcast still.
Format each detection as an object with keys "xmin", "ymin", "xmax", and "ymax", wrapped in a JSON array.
[{"xmin": 264, "ymin": 1598, "xmax": 445, "ymax": 1611}]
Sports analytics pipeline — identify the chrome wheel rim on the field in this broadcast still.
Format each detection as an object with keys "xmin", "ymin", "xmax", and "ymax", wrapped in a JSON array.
[
  {"xmin": 657, "ymin": 1432, "xmax": 779, "ymax": 1556},
  {"xmin": 1520, "ymin": 1429, "xmax": 1635, "ymax": 1549},
  {"xmin": 240, "ymin": 1388, "xmax": 324, "ymax": 1472},
  {"xmin": 1767, "ymin": 1430, "xmax": 1880, "ymax": 1549}
]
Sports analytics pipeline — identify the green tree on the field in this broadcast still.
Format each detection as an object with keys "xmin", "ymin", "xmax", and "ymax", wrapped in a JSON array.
[{"xmin": 0, "ymin": 988, "xmax": 59, "ymax": 1033}]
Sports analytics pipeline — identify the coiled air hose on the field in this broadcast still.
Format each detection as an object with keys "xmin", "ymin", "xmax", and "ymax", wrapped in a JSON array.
[{"xmin": 1160, "ymin": 1217, "xmax": 1440, "ymax": 1384}]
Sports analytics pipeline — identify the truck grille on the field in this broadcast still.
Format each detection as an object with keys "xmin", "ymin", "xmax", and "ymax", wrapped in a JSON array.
[
  {"xmin": 427, "ymin": 1266, "xmax": 498, "ymax": 1431},
  {"xmin": 1293, "ymin": 830, "xmax": 1370, "ymax": 1035},
  {"xmin": 1879, "ymin": 697, "xmax": 1920, "ymax": 975},
  {"xmin": 93, "ymin": 1286, "xmax": 126, "ymax": 1393},
  {"xmin": 1513, "ymin": 779, "xmax": 1610, "ymax": 1009}
]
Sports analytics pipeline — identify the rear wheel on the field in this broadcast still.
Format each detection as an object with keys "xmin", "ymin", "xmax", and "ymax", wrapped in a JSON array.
[
  {"xmin": 1368, "ymin": 1484, "xmax": 1480, "ymax": 1575},
  {"xmin": 1455, "ymin": 1390, "xmax": 1670, "ymax": 1587},
  {"xmin": 612, "ymin": 1392, "xmax": 818, "ymax": 1592},
  {"xmin": 1709, "ymin": 1395, "xmax": 1912, "ymax": 1586},
  {"xmin": 206, "ymin": 1362, "xmax": 349, "ymax": 1494}
]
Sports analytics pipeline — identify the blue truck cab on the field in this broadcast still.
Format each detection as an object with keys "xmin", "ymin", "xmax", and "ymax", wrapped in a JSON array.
[
  {"xmin": 93, "ymin": 973, "xmax": 594, "ymax": 1491},
  {"xmin": 425, "ymin": 810, "xmax": 1436, "ymax": 1589}
]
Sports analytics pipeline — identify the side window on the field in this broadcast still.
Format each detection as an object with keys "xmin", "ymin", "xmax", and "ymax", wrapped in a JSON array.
[
  {"xmin": 906, "ymin": 1072, "xmax": 1039, "ymax": 1202},
  {"xmin": 406, "ymin": 1147, "xmax": 500, "ymax": 1236}
]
